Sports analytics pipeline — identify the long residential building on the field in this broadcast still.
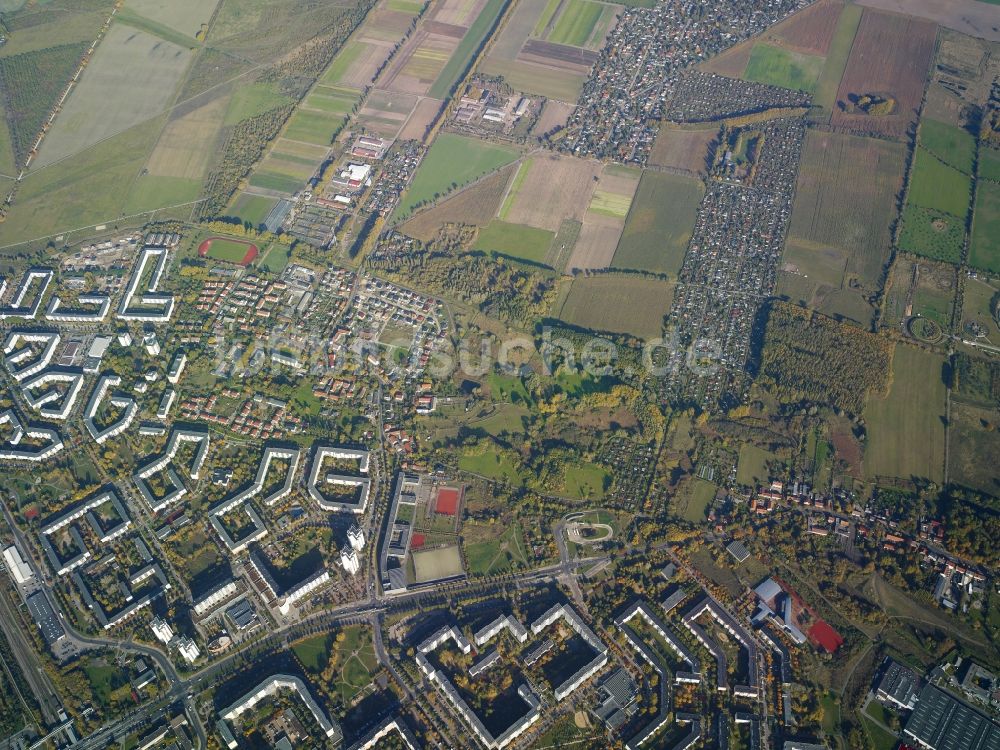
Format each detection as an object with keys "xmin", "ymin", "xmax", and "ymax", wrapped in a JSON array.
[
  {"xmin": 218, "ymin": 674, "xmax": 342, "ymax": 746},
  {"xmin": 84, "ymin": 374, "xmax": 137, "ymax": 443}
]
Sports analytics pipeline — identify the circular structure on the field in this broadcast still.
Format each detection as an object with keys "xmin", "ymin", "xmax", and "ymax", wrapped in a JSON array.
[
  {"xmin": 566, "ymin": 521, "xmax": 614, "ymax": 545},
  {"xmin": 907, "ymin": 315, "xmax": 943, "ymax": 343},
  {"xmin": 198, "ymin": 236, "xmax": 259, "ymax": 266}
]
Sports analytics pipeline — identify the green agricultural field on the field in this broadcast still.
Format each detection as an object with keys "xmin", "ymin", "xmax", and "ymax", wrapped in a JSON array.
[
  {"xmin": 557, "ymin": 274, "xmax": 674, "ymax": 339},
  {"xmin": 971, "ymin": 181, "xmax": 1000, "ymax": 273},
  {"xmin": 611, "ymin": 171, "xmax": 703, "ymax": 276},
  {"xmin": 980, "ymin": 146, "xmax": 1000, "ymax": 182},
  {"xmin": 898, "ymin": 205, "xmax": 965, "ymax": 264},
  {"xmin": 2, "ymin": 116, "xmax": 164, "ymax": 247},
  {"xmin": 123, "ymin": 175, "xmax": 201, "ymax": 215},
  {"xmin": 589, "ymin": 189, "xmax": 633, "ymax": 219},
  {"xmin": 33, "ymin": 25, "xmax": 193, "ymax": 169},
  {"xmin": 864, "ymin": 344, "xmax": 946, "ymax": 483},
  {"xmin": 224, "ymin": 82, "xmax": 294, "ymax": 126},
  {"xmin": 920, "ymin": 117, "xmax": 976, "ymax": 174},
  {"xmin": 394, "ymin": 133, "xmax": 519, "ymax": 220},
  {"xmin": 499, "ymin": 158, "xmax": 531, "ymax": 219},
  {"xmin": 474, "ymin": 220, "xmax": 554, "ymax": 265},
  {"xmin": 743, "ymin": 43, "xmax": 824, "ymax": 93},
  {"xmin": 548, "ymin": 0, "xmax": 603, "ymax": 47},
  {"xmin": 811, "ymin": 3, "xmax": 862, "ymax": 120},
  {"xmin": 429, "ymin": 0, "xmax": 506, "ymax": 99},
  {"xmin": 320, "ymin": 39, "xmax": 365, "ymax": 85},
  {"xmin": 283, "ymin": 109, "xmax": 340, "ymax": 145},
  {"xmin": 304, "ymin": 85, "xmax": 360, "ymax": 115},
  {"xmin": 478, "ymin": 57, "xmax": 585, "ymax": 101},
  {"xmin": 534, "ymin": 0, "xmax": 562, "ymax": 35},
  {"xmin": 783, "ymin": 130, "xmax": 905, "ymax": 321},
  {"xmin": 907, "ymin": 147, "xmax": 972, "ymax": 218}
]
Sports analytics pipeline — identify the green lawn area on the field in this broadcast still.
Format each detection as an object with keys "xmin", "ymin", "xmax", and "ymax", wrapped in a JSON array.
[
  {"xmin": 123, "ymin": 174, "xmax": 201, "ymax": 214},
  {"xmin": 464, "ymin": 523, "xmax": 528, "ymax": 575},
  {"xmin": 394, "ymin": 133, "xmax": 519, "ymax": 220},
  {"xmin": 736, "ymin": 444, "xmax": 777, "ymax": 486},
  {"xmin": 611, "ymin": 170, "xmax": 704, "ymax": 276},
  {"xmin": 428, "ymin": 0, "xmax": 506, "ymax": 99},
  {"xmin": 473, "ymin": 219, "xmax": 554, "ymax": 265},
  {"xmin": 459, "ymin": 450, "xmax": 525, "ymax": 485},
  {"xmin": 563, "ymin": 461, "xmax": 611, "ymax": 499},
  {"xmin": 83, "ymin": 663, "xmax": 118, "ymax": 706},
  {"xmin": 980, "ymin": 146, "xmax": 1000, "ymax": 182},
  {"xmin": 743, "ymin": 43, "xmax": 824, "ymax": 93},
  {"xmin": 907, "ymin": 146, "xmax": 972, "ymax": 218},
  {"xmin": 820, "ymin": 692, "xmax": 841, "ymax": 734},
  {"xmin": 861, "ymin": 716, "xmax": 899, "ymax": 750},
  {"xmin": 229, "ymin": 192, "xmax": 277, "ymax": 226},
  {"xmin": 291, "ymin": 633, "xmax": 331, "ymax": 672},
  {"xmin": 971, "ymin": 180, "xmax": 1000, "ymax": 273},
  {"xmin": 864, "ymin": 344, "xmax": 946, "ymax": 483},
  {"xmin": 257, "ymin": 244, "xmax": 291, "ymax": 273},
  {"xmin": 679, "ymin": 478, "xmax": 716, "ymax": 522},
  {"xmin": 224, "ymin": 82, "xmax": 293, "ymax": 126},
  {"xmin": 487, "ymin": 372, "xmax": 532, "ymax": 405},
  {"xmin": 248, "ymin": 171, "xmax": 304, "ymax": 194},
  {"xmin": 548, "ymin": 0, "xmax": 603, "ymax": 47},
  {"xmin": 920, "ymin": 117, "xmax": 976, "ymax": 174}
]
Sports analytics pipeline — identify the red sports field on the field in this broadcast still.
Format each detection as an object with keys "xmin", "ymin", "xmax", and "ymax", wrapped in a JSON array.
[
  {"xmin": 198, "ymin": 236, "xmax": 259, "ymax": 266},
  {"xmin": 411, "ymin": 533, "xmax": 425, "ymax": 549},
  {"xmin": 808, "ymin": 620, "xmax": 844, "ymax": 653},
  {"xmin": 434, "ymin": 486, "xmax": 461, "ymax": 516}
]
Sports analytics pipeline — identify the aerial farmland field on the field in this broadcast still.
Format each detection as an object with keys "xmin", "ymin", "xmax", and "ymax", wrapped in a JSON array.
[
  {"xmin": 907, "ymin": 147, "xmax": 973, "ymax": 219},
  {"xmin": 33, "ymin": 25, "xmax": 193, "ymax": 169},
  {"xmin": 778, "ymin": 130, "xmax": 905, "ymax": 323},
  {"xmin": 919, "ymin": 117, "xmax": 977, "ymax": 175},
  {"xmin": 611, "ymin": 171, "xmax": 704, "ymax": 277},
  {"xmin": 557, "ymin": 275, "xmax": 675, "ymax": 338},
  {"xmin": 474, "ymin": 220, "xmax": 554, "ymax": 265},
  {"xmin": 648, "ymin": 124, "xmax": 718, "ymax": 174},
  {"xmin": 864, "ymin": 344, "xmax": 946, "ymax": 483},
  {"xmin": 743, "ymin": 43, "xmax": 824, "ymax": 93},
  {"xmin": 400, "ymin": 164, "xmax": 516, "ymax": 241},
  {"xmin": 971, "ymin": 182, "xmax": 1000, "ymax": 273},
  {"xmin": 394, "ymin": 133, "xmax": 519, "ymax": 221},
  {"xmin": 828, "ymin": 9, "xmax": 936, "ymax": 138},
  {"xmin": 547, "ymin": 0, "xmax": 604, "ymax": 48},
  {"xmin": 125, "ymin": 0, "xmax": 220, "ymax": 38}
]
